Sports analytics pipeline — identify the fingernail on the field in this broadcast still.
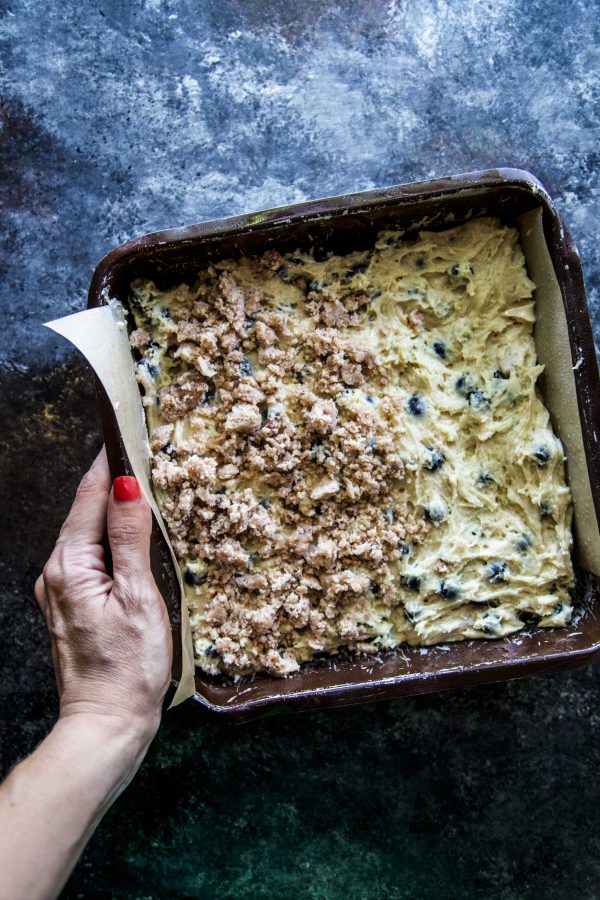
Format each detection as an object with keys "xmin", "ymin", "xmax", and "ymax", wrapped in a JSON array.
[{"xmin": 113, "ymin": 476, "xmax": 141, "ymax": 503}]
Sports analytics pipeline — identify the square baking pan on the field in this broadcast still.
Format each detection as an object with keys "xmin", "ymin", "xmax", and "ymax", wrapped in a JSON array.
[{"xmin": 88, "ymin": 168, "xmax": 600, "ymax": 722}]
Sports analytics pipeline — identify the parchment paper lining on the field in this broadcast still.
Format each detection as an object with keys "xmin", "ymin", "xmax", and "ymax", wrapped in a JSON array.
[
  {"xmin": 45, "ymin": 206, "xmax": 599, "ymax": 708},
  {"xmin": 519, "ymin": 208, "xmax": 600, "ymax": 575},
  {"xmin": 46, "ymin": 304, "xmax": 196, "ymax": 707}
]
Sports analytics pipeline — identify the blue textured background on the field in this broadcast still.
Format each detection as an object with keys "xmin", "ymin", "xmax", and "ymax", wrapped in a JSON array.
[{"xmin": 1, "ymin": 2, "xmax": 599, "ymax": 898}]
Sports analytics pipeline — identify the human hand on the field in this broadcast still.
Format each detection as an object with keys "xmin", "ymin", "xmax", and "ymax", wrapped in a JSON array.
[
  {"xmin": 35, "ymin": 448, "xmax": 172, "ymax": 744},
  {"xmin": 0, "ymin": 452, "xmax": 172, "ymax": 899}
]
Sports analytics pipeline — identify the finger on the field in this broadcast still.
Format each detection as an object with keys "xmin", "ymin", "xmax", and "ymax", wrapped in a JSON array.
[
  {"xmin": 57, "ymin": 447, "xmax": 111, "ymax": 548},
  {"xmin": 106, "ymin": 476, "xmax": 155, "ymax": 595}
]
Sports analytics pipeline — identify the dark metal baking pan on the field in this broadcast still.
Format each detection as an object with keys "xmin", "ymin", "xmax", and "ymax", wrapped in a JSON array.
[{"xmin": 88, "ymin": 168, "xmax": 600, "ymax": 722}]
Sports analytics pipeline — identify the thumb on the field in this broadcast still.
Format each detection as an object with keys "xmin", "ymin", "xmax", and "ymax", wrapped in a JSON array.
[{"xmin": 107, "ymin": 476, "xmax": 154, "ymax": 597}]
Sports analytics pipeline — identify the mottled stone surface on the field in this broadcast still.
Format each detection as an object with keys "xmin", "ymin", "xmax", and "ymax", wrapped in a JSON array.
[{"xmin": 0, "ymin": 1, "xmax": 599, "ymax": 897}]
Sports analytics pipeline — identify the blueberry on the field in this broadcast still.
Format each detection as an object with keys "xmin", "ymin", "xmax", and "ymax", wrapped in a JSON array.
[
  {"xmin": 142, "ymin": 359, "xmax": 159, "ymax": 378},
  {"xmin": 294, "ymin": 369, "xmax": 304, "ymax": 383},
  {"xmin": 368, "ymin": 434, "xmax": 377, "ymax": 451},
  {"xmin": 184, "ymin": 570, "xmax": 206, "ymax": 587},
  {"xmin": 204, "ymin": 644, "xmax": 220, "ymax": 659},
  {"xmin": 533, "ymin": 445, "xmax": 551, "ymax": 466},
  {"xmin": 425, "ymin": 501, "xmax": 447, "ymax": 524},
  {"xmin": 452, "ymin": 262, "xmax": 473, "ymax": 277},
  {"xmin": 455, "ymin": 375, "xmax": 475, "ymax": 397},
  {"xmin": 469, "ymin": 390, "xmax": 490, "ymax": 410},
  {"xmin": 438, "ymin": 579, "xmax": 460, "ymax": 600},
  {"xmin": 370, "ymin": 580, "xmax": 381, "ymax": 595},
  {"xmin": 554, "ymin": 603, "xmax": 563, "ymax": 614},
  {"xmin": 407, "ymin": 395, "xmax": 425, "ymax": 417},
  {"xmin": 258, "ymin": 498, "xmax": 271, "ymax": 509},
  {"xmin": 450, "ymin": 263, "xmax": 474, "ymax": 279},
  {"xmin": 477, "ymin": 472, "xmax": 494, "ymax": 487},
  {"xmin": 160, "ymin": 441, "xmax": 177, "ymax": 459},
  {"xmin": 401, "ymin": 575, "xmax": 421, "ymax": 592},
  {"xmin": 215, "ymin": 486, "xmax": 226, "ymax": 495},
  {"xmin": 245, "ymin": 315, "xmax": 257, "ymax": 329},
  {"xmin": 366, "ymin": 394, "xmax": 376, "ymax": 404},
  {"xmin": 398, "ymin": 540, "xmax": 410, "ymax": 556},
  {"xmin": 312, "ymin": 246, "xmax": 329, "ymax": 262},
  {"xmin": 239, "ymin": 358, "xmax": 254, "ymax": 377},
  {"xmin": 486, "ymin": 561, "xmax": 508, "ymax": 584},
  {"xmin": 516, "ymin": 533, "xmax": 532, "ymax": 553},
  {"xmin": 424, "ymin": 447, "xmax": 445, "ymax": 471},
  {"xmin": 432, "ymin": 340, "xmax": 447, "ymax": 359},
  {"xmin": 493, "ymin": 369, "xmax": 509, "ymax": 380},
  {"xmin": 204, "ymin": 382, "xmax": 216, "ymax": 405},
  {"xmin": 306, "ymin": 279, "xmax": 320, "ymax": 295},
  {"xmin": 519, "ymin": 610, "xmax": 540, "ymax": 628}
]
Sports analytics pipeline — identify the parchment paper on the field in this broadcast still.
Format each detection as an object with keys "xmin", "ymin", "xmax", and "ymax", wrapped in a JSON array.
[
  {"xmin": 46, "ymin": 303, "xmax": 196, "ymax": 707},
  {"xmin": 519, "ymin": 208, "xmax": 600, "ymax": 575}
]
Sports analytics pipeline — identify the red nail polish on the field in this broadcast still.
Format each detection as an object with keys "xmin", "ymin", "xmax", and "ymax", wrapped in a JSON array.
[{"xmin": 113, "ymin": 476, "xmax": 141, "ymax": 503}]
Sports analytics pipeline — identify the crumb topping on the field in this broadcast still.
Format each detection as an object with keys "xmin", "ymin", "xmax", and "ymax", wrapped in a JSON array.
[{"xmin": 130, "ymin": 218, "xmax": 575, "ymax": 678}]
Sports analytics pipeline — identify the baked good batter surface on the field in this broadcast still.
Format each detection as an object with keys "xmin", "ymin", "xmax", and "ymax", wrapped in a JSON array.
[{"xmin": 129, "ymin": 217, "xmax": 574, "ymax": 678}]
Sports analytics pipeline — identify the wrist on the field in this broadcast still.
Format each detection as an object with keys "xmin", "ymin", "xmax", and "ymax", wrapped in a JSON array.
[
  {"xmin": 0, "ymin": 706, "xmax": 159, "ymax": 900},
  {"xmin": 56, "ymin": 709, "xmax": 159, "ymax": 778}
]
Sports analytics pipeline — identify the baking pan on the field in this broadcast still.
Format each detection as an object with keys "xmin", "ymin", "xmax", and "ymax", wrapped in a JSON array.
[{"xmin": 88, "ymin": 168, "xmax": 600, "ymax": 722}]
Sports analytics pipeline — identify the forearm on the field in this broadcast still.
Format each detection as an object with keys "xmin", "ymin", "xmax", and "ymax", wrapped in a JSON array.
[{"xmin": 0, "ymin": 714, "xmax": 156, "ymax": 900}]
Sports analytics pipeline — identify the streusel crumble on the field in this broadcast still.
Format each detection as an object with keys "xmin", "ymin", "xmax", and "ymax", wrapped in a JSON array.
[{"xmin": 129, "ymin": 217, "xmax": 574, "ymax": 678}]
